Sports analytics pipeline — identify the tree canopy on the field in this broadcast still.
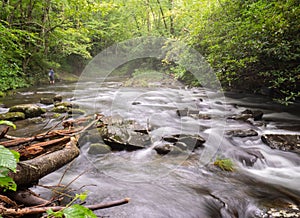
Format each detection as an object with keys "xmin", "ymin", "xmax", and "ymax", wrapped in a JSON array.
[{"xmin": 0, "ymin": 0, "xmax": 299, "ymax": 103}]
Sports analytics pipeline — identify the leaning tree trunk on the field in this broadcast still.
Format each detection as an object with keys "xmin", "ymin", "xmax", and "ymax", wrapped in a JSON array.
[{"xmin": 9, "ymin": 136, "xmax": 80, "ymax": 187}]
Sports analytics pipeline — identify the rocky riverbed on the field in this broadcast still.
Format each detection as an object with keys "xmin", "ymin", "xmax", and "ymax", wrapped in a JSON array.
[{"xmin": 1, "ymin": 80, "xmax": 300, "ymax": 218}]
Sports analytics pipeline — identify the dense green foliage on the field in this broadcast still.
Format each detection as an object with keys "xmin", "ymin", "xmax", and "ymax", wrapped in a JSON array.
[
  {"xmin": 0, "ymin": 0, "xmax": 299, "ymax": 103},
  {"xmin": 188, "ymin": 0, "xmax": 300, "ymax": 103}
]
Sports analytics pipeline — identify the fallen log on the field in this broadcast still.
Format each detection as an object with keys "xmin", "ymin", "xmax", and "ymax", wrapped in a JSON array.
[
  {"xmin": 0, "ymin": 128, "xmax": 83, "ymax": 148},
  {"xmin": 6, "ymin": 189, "xmax": 50, "ymax": 206},
  {"xmin": 0, "ymin": 198, "xmax": 130, "ymax": 216},
  {"xmin": 9, "ymin": 136, "xmax": 80, "ymax": 187},
  {"xmin": 17, "ymin": 136, "xmax": 71, "ymax": 160}
]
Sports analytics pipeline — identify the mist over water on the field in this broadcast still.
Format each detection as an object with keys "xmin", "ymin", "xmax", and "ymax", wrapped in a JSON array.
[{"xmin": 2, "ymin": 78, "xmax": 299, "ymax": 217}]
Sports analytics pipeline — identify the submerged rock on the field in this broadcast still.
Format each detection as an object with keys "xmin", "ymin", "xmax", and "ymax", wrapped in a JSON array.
[
  {"xmin": 9, "ymin": 104, "xmax": 46, "ymax": 118},
  {"xmin": 261, "ymin": 134, "xmax": 300, "ymax": 154},
  {"xmin": 68, "ymin": 108, "xmax": 86, "ymax": 115},
  {"xmin": 51, "ymin": 106, "xmax": 68, "ymax": 113},
  {"xmin": 163, "ymin": 134, "xmax": 205, "ymax": 151},
  {"xmin": 228, "ymin": 113, "xmax": 252, "ymax": 121},
  {"xmin": 161, "ymin": 134, "xmax": 205, "ymax": 154},
  {"xmin": 176, "ymin": 108, "xmax": 199, "ymax": 117},
  {"xmin": 88, "ymin": 143, "xmax": 111, "ymax": 155},
  {"xmin": 154, "ymin": 143, "xmax": 184, "ymax": 155},
  {"xmin": 55, "ymin": 102, "xmax": 79, "ymax": 109},
  {"xmin": 229, "ymin": 109, "xmax": 264, "ymax": 122},
  {"xmin": 0, "ymin": 112, "xmax": 25, "ymax": 121},
  {"xmin": 154, "ymin": 144, "xmax": 172, "ymax": 155},
  {"xmin": 226, "ymin": 129, "xmax": 258, "ymax": 137}
]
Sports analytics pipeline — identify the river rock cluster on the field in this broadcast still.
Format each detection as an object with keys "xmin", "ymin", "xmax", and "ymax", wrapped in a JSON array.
[{"xmin": 0, "ymin": 94, "xmax": 86, "ymax": 122}]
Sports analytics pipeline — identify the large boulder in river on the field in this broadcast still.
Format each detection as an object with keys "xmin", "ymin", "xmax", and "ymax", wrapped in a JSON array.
[
  {"xmin": 0, "ymin": 112, "xmax": 25, "ymax": 121},
  {"xmin": 97, "ymin": 115, "xmax": 151, "ymax": 151},
  {"xmin": 261, "ymin": 134, "xmax": 300, "ymax": 154},
  {"xmin": 9, "ymin": 104, "xmax": 46, "ymax": 118}
]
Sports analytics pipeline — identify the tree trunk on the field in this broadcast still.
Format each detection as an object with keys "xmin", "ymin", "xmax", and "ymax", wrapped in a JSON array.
[{"xmin": 9, "ymin": 136, "xmax": 80, "ymax": 187}]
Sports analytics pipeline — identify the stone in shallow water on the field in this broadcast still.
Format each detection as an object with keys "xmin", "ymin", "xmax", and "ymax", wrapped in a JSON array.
[
  {"xmin": 51, "ymin": 106, "xmax": 68, "ymax": 113},
  {"xmin": 261, "ymin": 134, "xmax": 300, "ymax": 154},
  {"xmin": 226, "ymin": 129, "xmax": 258, "ymax": 137},
  {"xmin": 241, "ymin": 109, "xmax": 264, "ymax": 121},
  {"xmin": 0, "ymin": 112, "xmax": 25, "ymax": 121},
  {"xmin": 88, "ymin": 143, "xmax": 111, "ymax": 155},
  {"xmin": 9, "ymin": 104, "xmax": 46, "ymax": 118},
  {"xmin": 154, "ymin": 143, "xmax": 185, "ymax": 155},
  {"xmin": 40, "ymin": 97, "xmax": 53, "ymax": 105},
  {"xmin": 55, "ymin": 102, "xmax": 79, "ymax": 109},
  {"xmin": 53, "ymin": 94, "xmax": 63, "ymax": 102},
  {"xmin": 164, "ymin": 134, "xmax": 205, "ymax": 145},
  {"xmin": 162, "ymin": 134, "xmax": 205, "ymax": 151},
  {"xmin": 68, "ymin": 108, "xmax": 85, "ymax": 115},
  {"xmin": 176, "ymin": 108, "xmax": 199, "ymax": 117}
]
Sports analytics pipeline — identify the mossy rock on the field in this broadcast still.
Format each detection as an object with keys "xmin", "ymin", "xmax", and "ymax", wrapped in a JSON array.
[
  {"xmin": 88, "ymin": 143, "xmax": 111, "ymax": 155},
  {"xmin": 9, "ymin": 104, "xmax": 46, "ymax": 118},
  {"xmin": 51, "ymin": 106, "xmax": 68, "ymax": 113},
  {"xmin": 55, "ymin": 102, "xmax": 79, "ymax": 109},
  {"xmin": 40, "ymin": 97, "xmax": 53, "ymax": 105},
  {"xmin": 52, "ymin": 113, "xmax": 62, "ymax": 118},
  {"xmin": 53, "ymin": 94, "xmax": 63, "ymax": 102},
  {"xmin": 0, "ymin": 112, "xmax": 25, "ymax": 121},
  {"xmin": 67, "ymin": 108, "xmax": 85, "ymax": 115}
]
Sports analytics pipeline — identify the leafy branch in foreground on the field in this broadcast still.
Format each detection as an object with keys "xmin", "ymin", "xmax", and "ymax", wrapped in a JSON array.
[
  {"xmin": 0, "ymin": 145, "xmax": 20, "ymax": 191},
  {"xmin": 47, "ymin": 192, "xmax": 97, "ymax": 218},
  {"xmin": 0, "ymin": 120, "xmax": 19, "ymax": 191}
]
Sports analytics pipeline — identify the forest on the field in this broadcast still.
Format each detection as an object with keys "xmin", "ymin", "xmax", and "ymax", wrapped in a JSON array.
[{"xmin": 0, "ymin": 0, "xmax": 299, "ymax": 104}]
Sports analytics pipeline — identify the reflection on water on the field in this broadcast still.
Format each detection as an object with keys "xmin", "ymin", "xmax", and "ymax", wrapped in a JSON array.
[{"xmin": 1, "ymin": 80, "xmax": 300, "ymax": 217}]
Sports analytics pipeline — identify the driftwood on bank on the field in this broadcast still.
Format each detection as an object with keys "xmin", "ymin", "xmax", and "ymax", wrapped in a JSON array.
[
  {"xmin": 9, "ymin": 136, "xmax": 80, "ymax": 187},
  {"xmin": 0, "ymin": 115, "xmax": 130, "ymax": 216},
  {"xmin": 0, "ymin": 198, "xmax": 130, "ymax": 216},
  {"xmin": 6, "ymin": 189, "xmax": 51, "ymax": 206}
]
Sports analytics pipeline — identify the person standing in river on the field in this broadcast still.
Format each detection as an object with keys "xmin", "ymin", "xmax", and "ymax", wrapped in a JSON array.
[{"xmin": 49, "ymin": 68, "xmax": 55, "ymax": 84}]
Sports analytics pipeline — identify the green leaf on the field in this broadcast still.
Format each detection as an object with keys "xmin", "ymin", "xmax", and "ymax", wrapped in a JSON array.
[
  {"xmin": 0, "ymin": 176, "xmax": 17, "ymax": 191},
  {"xmin": 0, "ymin": 120, "xmax": 16, "ymax": 129},
  {"xmin": 0, "ymin": 145, "xmax": 19, "ymax": 172},
  {"xmin": 76, "ymin": 191, "xmax": 88, "ymax": 201},
  {"xmin": 46, "ymin": 208, "xmax": 64, "ymax": 218},
  {"xmin": 62, "ymin": 204, "xmax": 97, "ymax": 218}
]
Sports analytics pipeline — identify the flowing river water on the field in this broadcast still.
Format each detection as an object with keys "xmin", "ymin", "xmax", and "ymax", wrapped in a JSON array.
[{"xmin": 1, "ymin": 79, "xmax": 300, "ymax": 218}]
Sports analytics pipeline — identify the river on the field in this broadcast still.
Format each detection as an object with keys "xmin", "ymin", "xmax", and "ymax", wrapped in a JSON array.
[{"xmin": 1, "ymin": 79, "xmax": 300, "ymax": 218}]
